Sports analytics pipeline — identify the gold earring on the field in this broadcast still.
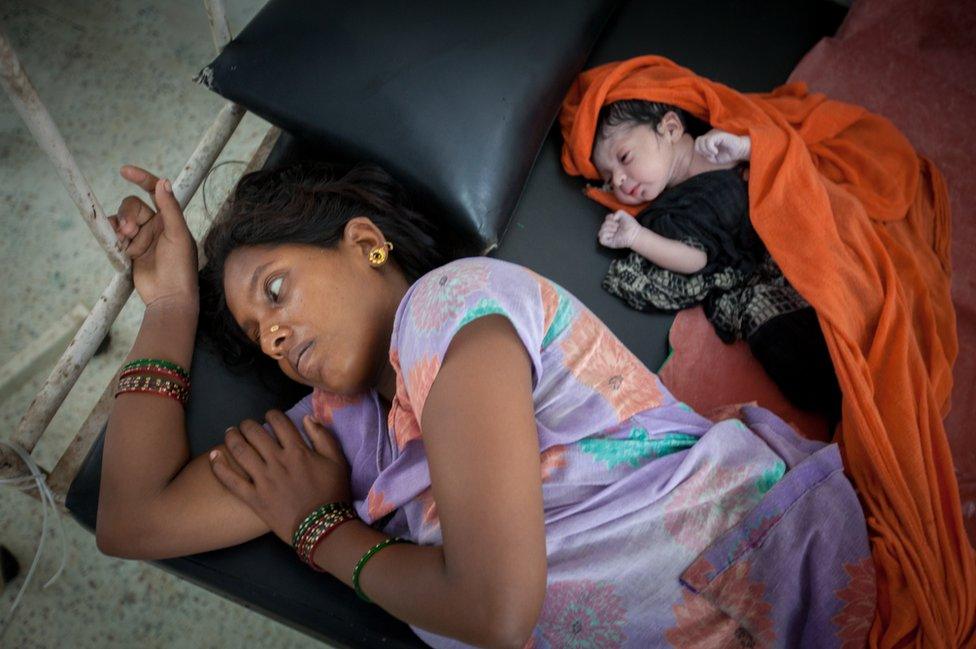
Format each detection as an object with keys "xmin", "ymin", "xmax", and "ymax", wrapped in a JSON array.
[
  {"xmin": 368, "ymin": 242, "xmax": 394, "ymax": 267},
  {"xmin": 269, "ymin": 324, "xmax": 280, "ymax": 334}
]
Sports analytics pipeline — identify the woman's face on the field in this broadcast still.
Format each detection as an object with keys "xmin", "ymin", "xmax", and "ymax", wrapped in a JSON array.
[{"xmin": 222, "ymin": 218, "xmax": 408, "ymax": 395}]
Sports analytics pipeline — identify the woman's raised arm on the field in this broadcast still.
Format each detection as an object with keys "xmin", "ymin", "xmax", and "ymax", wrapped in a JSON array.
[{"xmin": 95, "ymin": 166, "xmax": 269, "ymax": 558}]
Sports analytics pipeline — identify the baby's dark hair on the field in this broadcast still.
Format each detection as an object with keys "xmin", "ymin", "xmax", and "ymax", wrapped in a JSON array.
[
  {"xmin": 595, "ymin": 99, "xmax": 708, "ymax": 144},
  {"xmin": 198, "ymin": 161, "xmax": 452, "ymax": 375}
]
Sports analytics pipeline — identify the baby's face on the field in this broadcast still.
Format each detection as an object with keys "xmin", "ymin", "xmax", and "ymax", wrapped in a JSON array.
[{"xmin": 592, "ymin": 122, "xmax": 680, "ymax": 205}]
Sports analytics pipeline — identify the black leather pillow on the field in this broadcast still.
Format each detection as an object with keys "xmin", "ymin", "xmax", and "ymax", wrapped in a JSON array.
[{"xmin": 197, "ymin": 0, "xmax": 618, "ymax": 253}]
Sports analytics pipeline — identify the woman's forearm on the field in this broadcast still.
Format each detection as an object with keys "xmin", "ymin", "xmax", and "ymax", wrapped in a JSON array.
[
  {"xmin": 96, "ymin": 299, "xmax": 200, "ymax": 546},
  {"xmin": 630, "ymin": 227, "xmax": 708, "ymax": 274}
]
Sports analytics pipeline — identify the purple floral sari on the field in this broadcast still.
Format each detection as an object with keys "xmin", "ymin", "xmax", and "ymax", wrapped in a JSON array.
[{"xmin": 279, "ymin": 257, "xmax": 874, "ymax": 648}]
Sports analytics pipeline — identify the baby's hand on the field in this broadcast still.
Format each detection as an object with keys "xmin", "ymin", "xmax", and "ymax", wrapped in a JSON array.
[
  {"xmin": 598, "ymin": 211, "xmax": 641, "ymax": 249},
  {"xmin": 695, "ymin": 129, "xmax": 751, "ymax": 164}
]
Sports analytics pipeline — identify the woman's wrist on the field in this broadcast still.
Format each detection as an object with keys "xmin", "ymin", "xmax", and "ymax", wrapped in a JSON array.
[
  {"xmin": 129, "ymin": 297, "xmax": 200, "ymax": 372},
  {"xmin": 144, "ymin": 295, "xmax": 200, "ymax": 318},
  {"xmin": 312, "ymin": 518, "xmax": 387, "ymax": 584},
  {"xmin": 292, "ymin": 502, "xmax": 358, "ymax": 570}
]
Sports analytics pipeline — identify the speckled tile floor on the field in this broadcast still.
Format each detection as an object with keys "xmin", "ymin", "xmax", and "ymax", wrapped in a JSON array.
[{"xmin": 0, "ymin": 1, "xmax": 330, "ymax": 646}]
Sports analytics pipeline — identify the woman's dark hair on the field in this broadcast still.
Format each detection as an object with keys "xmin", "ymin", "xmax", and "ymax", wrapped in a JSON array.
[
  {"xmin": 199, "ymin": 161, "xmax": 452, "ymax": 376},
  {"xmin": 595, "ymin": 99, "xmax": 709, "ymax": 145}
]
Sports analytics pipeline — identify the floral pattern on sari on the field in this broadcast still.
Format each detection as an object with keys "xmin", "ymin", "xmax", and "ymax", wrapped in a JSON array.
[
  {"xmin": 311, "ymin": 389, "xmax": 365, "ymax": 425},
  {"xmin": 366, "ymin": 488, "xmax": 396, "ymax": 521},
  {"xmin": 533, "ymin": 580, "xmax": 627, "ymax": 649},
  {"xmin": 664, "ymin": 461, "xmax": 782, "ymax": 553},
  {"xmin": 540, "ymin": 445, "xmax": 568, "ymax": 482},
  {"xmin": 832, "ymin": 557, "xmax": 876, "ymax": 648},
  {"xmin": 579, "ymin": 428, "xmax": 698, "ymax": 470},
  {"xmin": 409, "ymin": 263, "xmax": 491, "ymax": 334},
  {"xmin": 561, "ymin": 310, "xmax": 663, "ymax": 422},
  {"xmin": 532, "ymin": 274, "xmax": 575, "ymax": 349}
]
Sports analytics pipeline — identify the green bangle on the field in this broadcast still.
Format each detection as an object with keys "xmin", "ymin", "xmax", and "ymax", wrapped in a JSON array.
[
  {"xmin": 122, "ymin": 358, "xmax": 189, "ymax": 381},
  {"xmin": 353, "ymin": 537, "xmax": 411, "ymax": 603},
  {"xmin": 292, "ymin": 502, "xmax": 351, "ymax": 547}
]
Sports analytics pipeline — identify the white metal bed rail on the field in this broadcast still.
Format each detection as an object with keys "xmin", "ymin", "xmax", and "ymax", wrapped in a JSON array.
[{"xmin": 0, "ymin": 0, "xmax": 247, "ymax": 493}]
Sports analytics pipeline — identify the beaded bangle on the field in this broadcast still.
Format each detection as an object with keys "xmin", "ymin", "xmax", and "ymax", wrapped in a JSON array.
[
  {"xmin": 115, "ymin": 374, "xmax": 189, "ymax": 406},
  {"xmin": 295, "ymin": 507, "xmax": 355, "ymax": 559},
  {"xmin": 303, "ymin": 518, "xmax": 356, "ymax": 573},
  {"xmin": 115, "ymin": 377, "xmax": 190, "ymax": 405},
  {"xmin": 292, "ymin": 502, "xmax": 358, "ymax": 571},
  {"xmin": 295, "ymin": 510, "xmax": 356, "ymax": 561},
  {"xmin": 122, "ymin": 358, "xmax": 190, "ymax": 383},
  {"xmin": 353, "ymin": 537, "xmax": 411, "ymax": 603},
  {"xmin": 113, "ymin": 385, "xmax": 187, "ymax": 406},
  {"xmin": 292, "ymin": 502, "xmax": 353, "ymax": 547},
  {"xmin": 116, "ymin": 374, "xmax": 189, "ymax": 394},
  {"xmin": 119, "ymin": 366, "xmax": 190, "ymax": 390}
]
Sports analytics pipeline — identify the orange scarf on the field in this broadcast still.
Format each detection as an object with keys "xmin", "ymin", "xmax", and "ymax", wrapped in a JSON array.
[{"xmin": 561, "ymin": 56, "xmax": 973, "ymax": 647}]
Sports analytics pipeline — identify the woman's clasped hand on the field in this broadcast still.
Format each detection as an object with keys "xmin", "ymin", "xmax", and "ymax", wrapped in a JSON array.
[{"xmin": 210, "ymin": 411, "xmax": 352, "ymax": 545}]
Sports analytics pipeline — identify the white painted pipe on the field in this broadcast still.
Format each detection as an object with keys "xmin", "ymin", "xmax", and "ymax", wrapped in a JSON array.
[
  {"xmin": 9, "ymin": 272, "xmax": 133, "ymax": 455},
  {"xmin": 0, "ymin": 27, "xmax": 129, "ymax": 273},
  {"xmin": 3, "ymin": 103, "xmax": 245, "ymax": 461},
  {"xmin": 203, "ymin": 0, "xmax": 233, "ymax": 53},
  {"xmin": 172, "ymin": 102, "xmax": 246, "ymax": 206},
  {"xmin": 0, "ymin": 2, "xmax": 244, "ymax": 474}
]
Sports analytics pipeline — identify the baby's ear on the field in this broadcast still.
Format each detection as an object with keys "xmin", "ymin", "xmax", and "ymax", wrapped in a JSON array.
[{"xmin": 660, "ymin": 111, "xmax": 685, "ymax": 141}]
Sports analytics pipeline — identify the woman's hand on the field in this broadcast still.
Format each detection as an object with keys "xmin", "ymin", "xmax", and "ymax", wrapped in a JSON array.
[
  {"xmin": 209, "ymin": 411, "xmax": 352, "ymax": 545},
  {"xmin": 598, "ymin": 210, "xmax": 642, "ymax": 249},
  {"xmin": 694, "ymin": 129, "xmax": 752, "ymax": 164},
  {"xmin": 110, "ymin": 165, "xmax": 199, "ymax": 310}
]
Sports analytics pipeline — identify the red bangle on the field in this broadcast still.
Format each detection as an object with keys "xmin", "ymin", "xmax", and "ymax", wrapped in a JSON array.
[
  {"xmin": 297, "ymin": 510, "xmax": 354, "ymax": 559},
  {"xmin": 113, "ymin": 385, "xmax": 187, "ymax": 406},
  {"xmin": 297, "ymin": 515, "xmax": 335, "ymax": 557},
  {"xmin": 119, "ymin": 366, "xmax": 190, "ymax": 390},
  {"xmin": 306, "ymin": 518, "xmax": 355, "ymax": 572},
  {"xmin": 115, "ymin": 373, "xmax": 189, "ymax": 406}
]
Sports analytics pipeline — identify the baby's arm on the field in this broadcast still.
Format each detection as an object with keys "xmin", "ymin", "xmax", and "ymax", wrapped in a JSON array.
[
  {"xmin": 598, "ymin": 211, "xmax": 707, "ymax": 274},
  {"xmin": 695, "ymin": 129, "xmax": 751, "ymax": 164}
]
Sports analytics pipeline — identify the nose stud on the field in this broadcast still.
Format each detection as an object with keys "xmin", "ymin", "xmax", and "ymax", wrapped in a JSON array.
[{"xmin": 269, "ymin": 324, "xmax": 280, "ymax": 334}]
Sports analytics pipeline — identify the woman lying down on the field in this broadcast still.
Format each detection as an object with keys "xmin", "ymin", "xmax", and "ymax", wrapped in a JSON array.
[{"xmin": 96, "ymin": 161, "xmax": 873, "ymax": 648}]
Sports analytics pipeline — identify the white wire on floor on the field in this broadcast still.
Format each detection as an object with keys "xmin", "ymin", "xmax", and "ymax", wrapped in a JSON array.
[{"xmin": 0, "ymin": 440, "xmax": 67, "ymax": 641}]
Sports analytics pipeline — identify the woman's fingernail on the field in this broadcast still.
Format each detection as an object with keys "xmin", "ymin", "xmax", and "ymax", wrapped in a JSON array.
[
  {"xmin": 209, "ymin": 450, "xmax": 219, "ymax": 461},
  {"xmin": 164, "ymin": 179, "xmax": 173, "ymax": 193}
]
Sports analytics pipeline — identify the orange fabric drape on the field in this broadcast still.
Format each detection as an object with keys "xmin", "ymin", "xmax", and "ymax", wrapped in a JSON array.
[{"xmin": 560, "ymin": 56, "xmax": 973, "ymax": 647}]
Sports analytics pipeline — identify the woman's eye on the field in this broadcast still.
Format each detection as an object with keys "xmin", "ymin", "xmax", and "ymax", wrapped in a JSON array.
[
  {"xmin": 267, "ymin": 276, "xmax": 284, "ymax": 302},
  {"xmin": 620, "ymin": 153, "xmax": 630, "ymax": 164}
]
